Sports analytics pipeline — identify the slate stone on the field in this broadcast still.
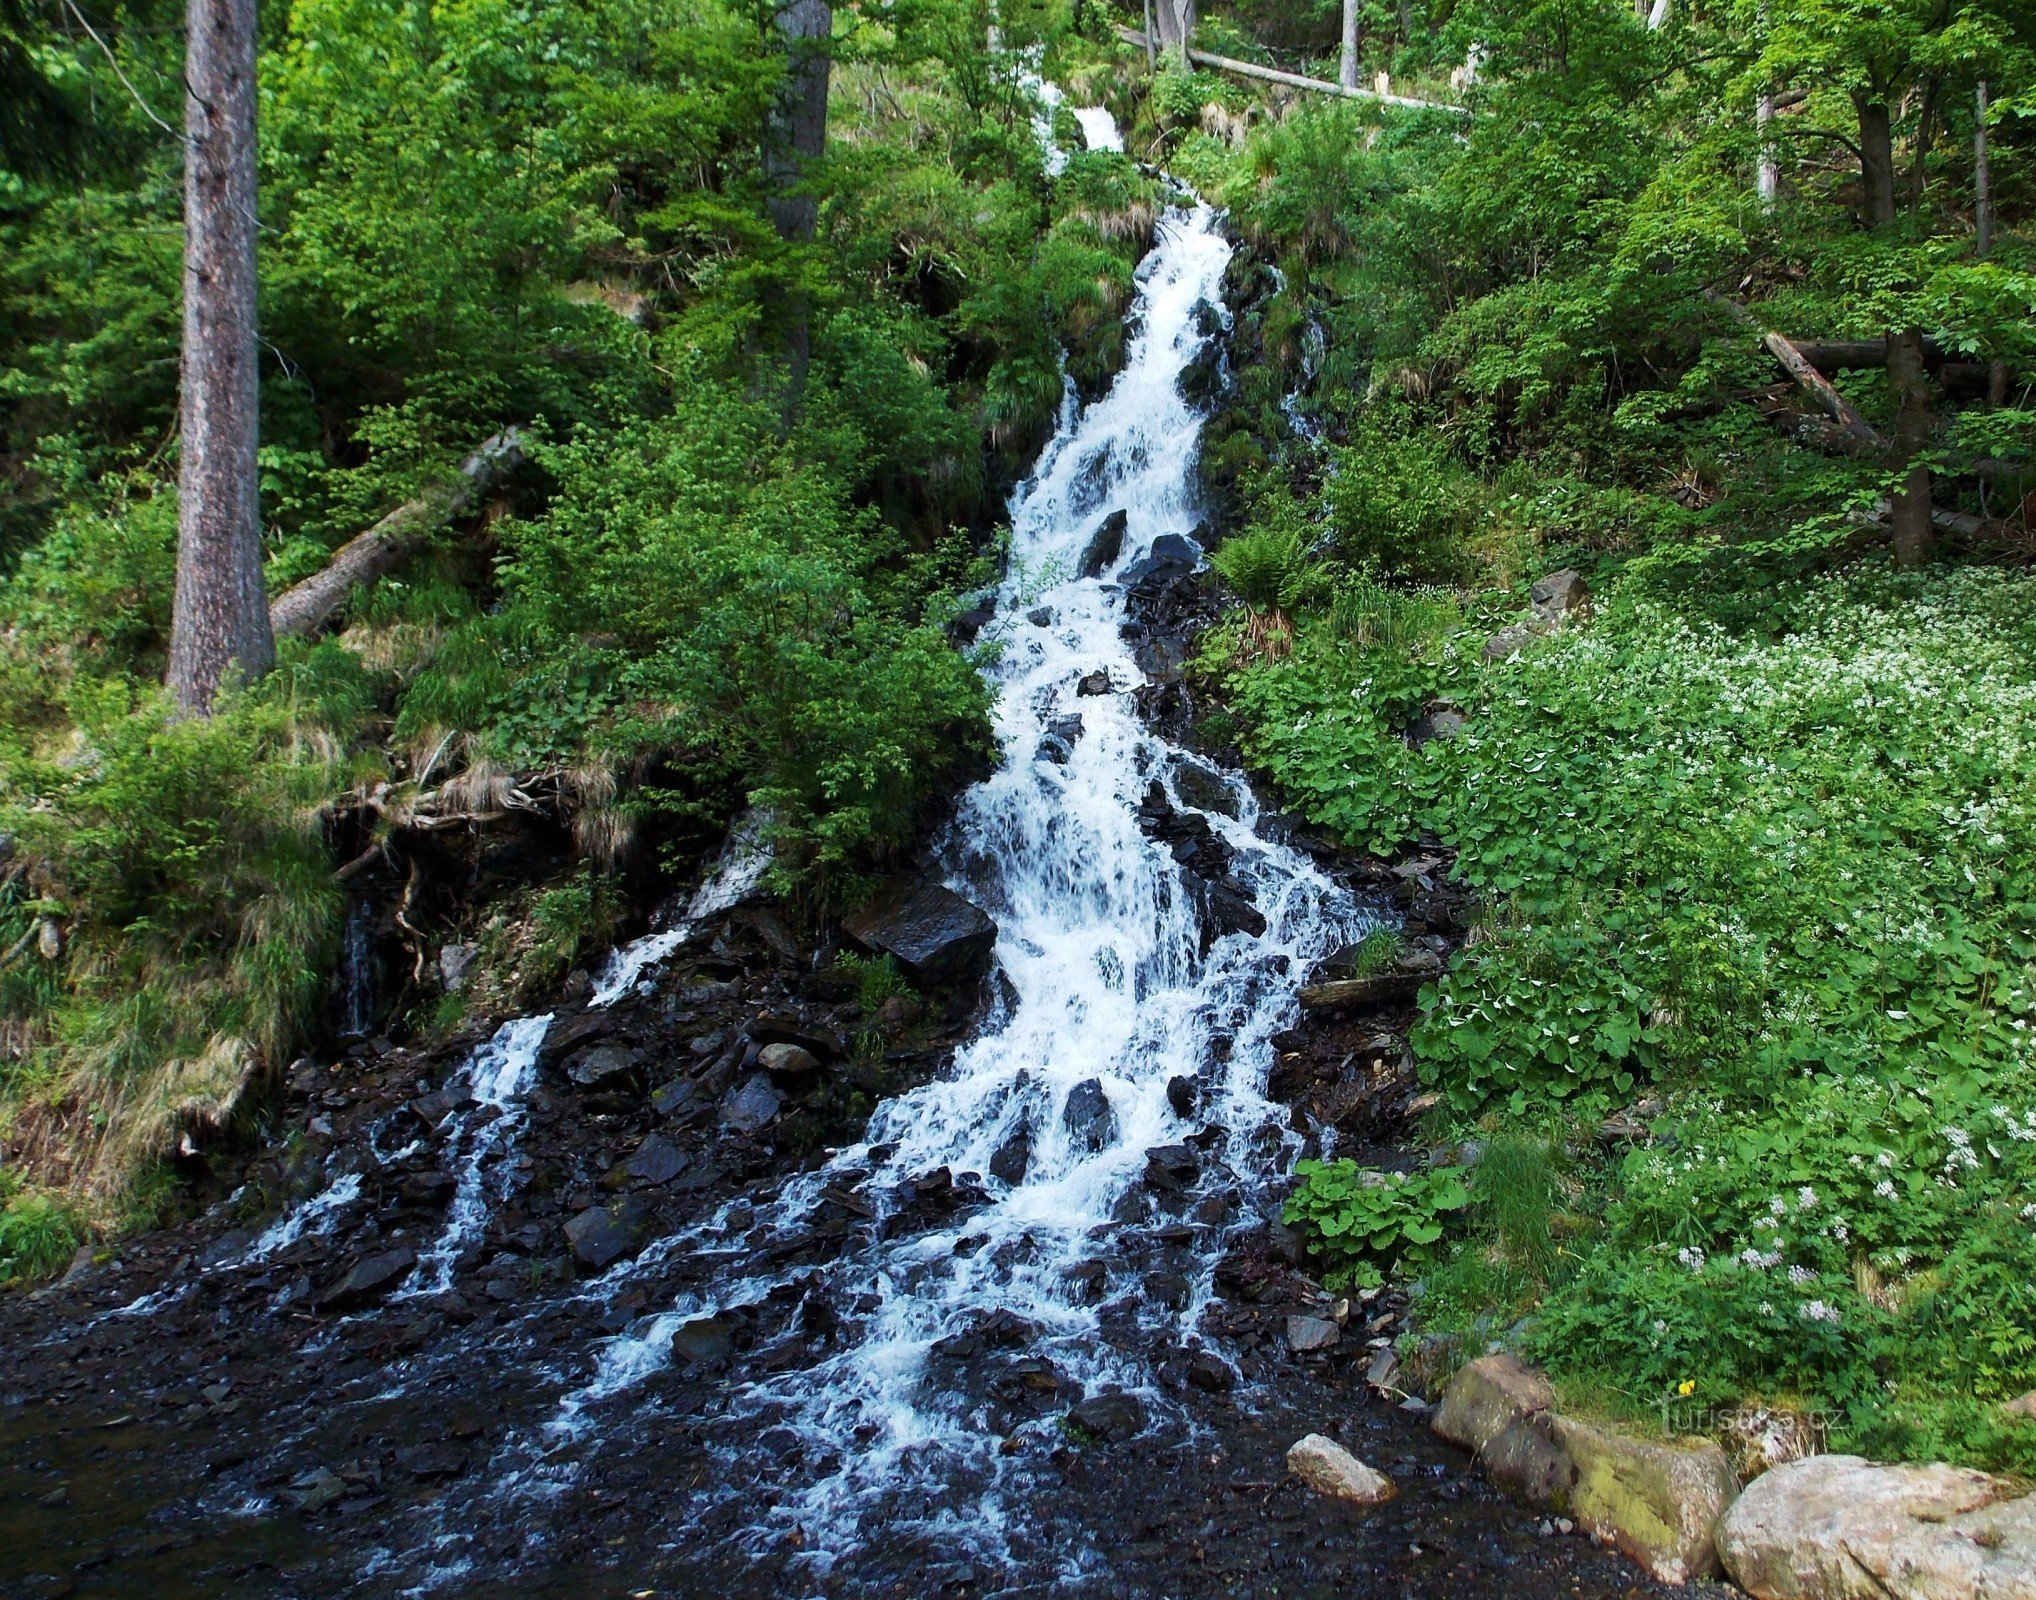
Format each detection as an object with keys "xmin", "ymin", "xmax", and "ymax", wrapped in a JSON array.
[
  {"xmin": 1078, "ymin": 510, "xmax": 1128, "ymax": 578},
  {"xmin": 1063, "ymin": 1078, "xmax": 1116, "ymax": 1152},
  {"xmin": 317, "ymin": 1247, "xmax": 416, "ymax": 1310},
  {"xmin": 721, "ymin": 1073, "xmax": 786, "ymax": 1135},
  {"xmin": 566, "ymin": 1044, "xmax": 640, "ymax": 1089},
  {"xmin": 842, "ymin": 880, "xmax": 998, "ymax": 983},
  {"xmin": 564, "ymin": 1196, "xmax": 653, "ymax": 1271}
]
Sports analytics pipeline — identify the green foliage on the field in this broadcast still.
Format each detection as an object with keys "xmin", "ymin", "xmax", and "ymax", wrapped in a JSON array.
[
  {"xmin": 835, "ymin": 950, "xmax": 911, "ymax": 1016},
  {"xmin": 0, "ymin": 1182, "xmax": 80, "ymax": 1286},
  {"xmin": 1284, "ymin": 1158, "xmax": 1472, "ymax": 1289}
]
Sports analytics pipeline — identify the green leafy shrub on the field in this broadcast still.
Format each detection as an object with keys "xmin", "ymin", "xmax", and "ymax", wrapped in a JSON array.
[
  {"xmin": 1284, "ymin": 1158, "xmax": 1472, "ymax": 1290},
  {"xmin": 0, "ymin": 1185, "xmax": 82, "ymax": 1286}
]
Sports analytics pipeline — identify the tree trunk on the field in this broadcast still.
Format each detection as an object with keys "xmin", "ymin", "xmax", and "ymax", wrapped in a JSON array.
[
  {"xmin": 1975, "ymin": 79, "xmax": 1993, "ymax": 257},
  {"xmin": 1855, "ymin": 95, "xmax": 1897, "ymax": 226},
  {"xmin": 1756, "ymin": 90, "xmax": 1777, "ymax": 205},
  {"xmin": 1339, "ymin": 0, "xmax": 1360, "ymax": 92},
  {"xmin": 1154, "ymin": 0, "xmax": 1194, "ymax": 68},
  {"xmin": 764, "ymin": 0, "xmax": 830, "ymax": 415},
  {"xmin": 766, "ymin": 0, "xmax": 830, "ymax": 244},
  {"xmin": 1646, "ymin": 0, "xmax": 1671, "ymax": 28},
  {"xmin": 268, "ymin": 429, "xmax": 524, "ymax": 640},
  {"xmin": 1887, "ymin": 327, "xmax": 1935, "ymax": 566},
  {"xmin": 1857, "ymin": 94, "xmax": 1932, "ymax": 565},
  {"xmin": 167, "ymin": 0, "xmax": 271, "ymax": 714},
  {"xmin": 1141, "ymin": 0, "xmax": 1156, "ymax": 65}
]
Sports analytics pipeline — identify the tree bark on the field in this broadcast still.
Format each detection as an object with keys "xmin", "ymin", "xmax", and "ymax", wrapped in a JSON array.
[
  {"xmin": 766, "ymin": 0, "xmax": 830, "ymax": 244},
  {"xmin": 764, "ymin": 0, "xmax": 829, "ymax": 415},
  {"xmin": 1856, "ymin": 93, "xmax": 1933, "ymax": 565},
  {"xmin": 1153, "ymin": 0, "xmax": 1194, "ymax": 68},
  {"xmin": 1976, "ymin": 79, "xmax": 1994, "ymax": 257},
  {"xmin": 1141, "ymin": 0, "xmax": 1156, "ymax": 65},
  {"xmin": 167, "ymin": 0, "xmax": 271, "ymax": 714},
  {"xmin": 1887, "ymin": 327, "xmax": 1936, "ymax": 565},
  {"xmin": 1756, "ymin": 90, "xmax": 1777, "ymax": 205},
  {"xmin": 1764, "ymin": 333, "xmax": 1883, "ymax": 446},
  {"xmin": 268, "ymin": 429, "xmax": 524, "ymax": 640},
  {"xmin": 1646, "ymin": 0, "xmax": 1671, "ymax": 28},
  {"xmin": 1339, "ymin": 0, "xmax": 1361, "ymax": 92}
]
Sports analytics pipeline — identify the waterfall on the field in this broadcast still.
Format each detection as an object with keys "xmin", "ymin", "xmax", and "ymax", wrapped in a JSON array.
[{"xmin": 546, "ymin": 183, "xmax": 1371, "ymax": 1576}]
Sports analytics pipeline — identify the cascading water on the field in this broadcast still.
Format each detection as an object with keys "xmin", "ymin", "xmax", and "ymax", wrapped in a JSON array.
[{"xmin": 537, "ymin": 186, "xmax": 1373, "ymax": 1579}]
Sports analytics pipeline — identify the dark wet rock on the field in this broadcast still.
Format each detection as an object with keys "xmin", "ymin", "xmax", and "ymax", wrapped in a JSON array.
[
  {"xmin": 1039, "ymin": 713, "xmax": 1084, "ymax": 765},
  {"xmin": 749, "ymin": 1009, "xmax": 842, "ymax": 1060},
  {"xmin": 650, "ymin": 1077, "xmax": 701, "ymax": 1119},
  {"xmin": 1027, "ymin": 606, "xmax": 1055, "ymax": 627},
  {"xmin": 395, "ymin": 1443, "xmax": 469, "ymax": 1481},
  {"xmin": 949, "ymin": 601, "xmax": 995, "ymax": 645},
  {"xmin": 1063, "ymin": 1078, "xmax": 1116, "ymax": 1152},
  {"xmin": 1070, "ymin": 1390, "xmax": 1146, "ymax": 1442},
  {"xmin": 1148, "ymin": 1270, "xmax": 1192, "ymax": 1310},
  {"xmin": 409, "ymin": 1082, "xmax": 475, "ymax": 1130},
  {"xmin": 757, "ymin": 1042, "xmax": 821, "ymax": 1087},
  {"xmin": 1166, "ymin": 1075, "xmax": 1199, "ymax": 1118},
  {"xmin": 605, "ymin": 1133, "xmax": 686, "ymax": 1189},
  {"xmin": 721, "ymin": 1074, "xmax": 786, "ymax": 1135},
  {"xmin": 1186, "ymin": 873, "xmax": 1267, "ymax": 944},
  {"xmin": 1077, "ymin": 670, "xmax": 1113, "ymax": 697},
  {"xmin": 1143, "ymin": 1144, "xmax": 1201, "ymax": 1193},
  {"xmin": 316, "ymin": 1247, "xmax": 416, "ymax": 1311},
  {"xmin": 539, "ymin": 1008, "xmax": 619, "ymax": 1065},
  {"xmin": 669, "ymin": 1316, "xmax": 735, "ymax": 1364},
  {"xmin": 564, "ymin": 1196, "xmax": 653, "ymax": 1271},
  {"xmin": 1078, "ymin": 510, "xmax": 1128, "ymax": 578},
  {"xmin": 1120, "ymin": 532, "xmax": 1201, "ymax": 594},
  {"xmin": 566, "ymin": 1044, "xmax": 641, "ymax": 1089},
  {"xmin": 1172, "ymin": 758, "xmax": 1240, "ymax": 819},
  {"xmin": 1285, "ymin": 1315, "xmax": 1341, "ymax": 1354},
  {"xmin": 1064, "ymin": 1259, "xmax": 1108, "ymax": 1302},
  {"xmin": 989, "ymin": 1129, "xmax": 1031, "ymax": 1185},
  {"xmin": 842, "ymin": 880, "xmax": 998, "ymax": 984},
  {"xmin": 932, "ymin": 1309, "xmax": 1034, "ymax": 1360},
  {"xmin": 1406, "ymin": 700, "xmax": 1467, "ymax": 746},
  {"xmin": 1133, "ymin": 634, "xmax": 1187, "ymax": 684},
  {"xmin": 285, "ymin": 1466, "xmax": 349, "ymax": 1513},
  {"xmin": 1186, "ymin": 1350, "xmax": 1237, "ymax": 1393},
  {"xmin": 1531, "ymin": 568, "xmax": 1592, "ymax": 626}
]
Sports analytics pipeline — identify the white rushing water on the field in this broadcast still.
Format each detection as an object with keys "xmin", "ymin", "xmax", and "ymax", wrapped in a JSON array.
[
  {"xmin": 556, "ymin": 180, "xmax": 1372, "ymax": 1573},
  {"xmin": 588, "ymin": 808, "xmax": 775, "ymax": 1008},
  {"xmin": 405, "ymin": 1013, "xmax": 555, "ymax": 1297}
]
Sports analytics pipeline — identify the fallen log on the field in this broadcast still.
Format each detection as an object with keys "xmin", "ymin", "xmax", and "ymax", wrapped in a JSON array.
[
  {"xmin": 1114, "ymin": 26, "xmax": 1468, "ymax": 114},
  {"xmin": 269, "ymin": 428, "xmax": 526, "ymax": 640},
  {"xmin": 1705, "ymin": 292, "xmax": 1885, "ymax": 448},
  {"xmin": 1297, "ymin": 973, "xmax": 1424, "ymax": 1013}
]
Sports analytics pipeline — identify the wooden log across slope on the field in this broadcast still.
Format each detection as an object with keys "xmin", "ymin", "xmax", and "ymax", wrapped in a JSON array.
[
  {"xmin": 268, "ymin": 428, "xmax": 526, "ymax": 640},
  {"xmin": 1704, "ymin": 290, "xmax": 1884, "ymax": 448},
  {"xmin": 1112, "ymin": 26, "xmax": 1468, "ymax": 114}
]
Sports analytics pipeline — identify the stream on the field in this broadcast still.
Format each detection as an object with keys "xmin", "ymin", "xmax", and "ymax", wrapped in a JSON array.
[{"xmin": 0, "ymin": 110, "xmax": 1702, "ymax": 1600}]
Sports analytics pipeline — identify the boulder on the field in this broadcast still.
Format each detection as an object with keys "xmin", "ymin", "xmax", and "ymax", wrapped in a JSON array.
[
  {"xmin": 1717, "ymin": 1454, "xmax": 2036, "ymax": 1600},
  {"xmin": 1077, "ymin": 669, "xmax": 1114, "ymax": 697},
  {"xmin": 842, "ymin": 880, "xmax": 998, "ymax": 983},
  {"xmin": 316, "ymin": 1247, "xmax": 416, "ymax": 1310},
  {"xmin": 669, "ymin": 1315, "xmax": 736, "ymax": 1364},
  {"xmin": 566, "ymin": 1043, "xmax": 641, "ymax": 1089},
  {"xmin": 1070, "ymin": 1390, "xmax": 1146, "ymax": 1442},
  {"xmin": 1435, "ymin": 1356, "xmax": 1736, "ymax": 1585},
  {"xmin": 1166, "ymin": 1075, "xmax": 1199, "ymax": 1118},
  {"xmin": 1063, "ymin": 1078, "xmax": 1116, "ymax": 1152},
  {"xmin": 437, "ymin": 942, "xmax": 478, "ymax": 994},
  {"xmin": 1554, "ymin": 1415, "xmax": 1737, "ymax": 1584},
  {"xmin": 1038, "ymin": 713, "xmax": 1084, "ymax": 765},
  {"xmin": 989, "ymin": 1128, "xmax": 1031, "ymax": 1185},
  {"xmin": 757, "ymin": 1042, "xmax": 821, "ymax": 1086},
  {"xmin": 1185, "ymin": 1350, "xmax": 1236, "ymax": 1393},
  {"xmin": 1285, "ymin": 1315, "xmax": 1341, "ymax": 1353},
  {"xmin": 949, "ymin": 601, "xmax": 995, "ymax": 645},
  {"xmin": 564, "ymin": 1196, "xmax": 653, "ymax": 1271},
  {"xmin": 720, "ymin": 1073, "xmax": 785, "ymax": 1135},
  {"xmin": 1172, "ymin": 758, "xmax": 1241, "ymax": 819},
  {"xmin": 1483, "ymin": 621, "xmax": 1541, "ymax": 664},
  {"xmin": 748, "ymin": 1009, "xmax": 843, "ymax": 1059},
  {"xmin": 1120, "ymin": 532, "xmax": 1201, "ymax": 593},
  {"xmin": 1531, "ymin": 568, "xmax": 1592, "ymax": 626},
  {"xmin": 2003, "ymin": 1392, "xmax": 2036, "ymax": 1422},
  {"xmin": 604, "ymin": 1132, "xmax": 686, "ymax": 1189},
  {"xmin": 1078, "ymin": 510, "xmax": 1128, "ymax": 578},
  {"xmin": 1287, "ymin": 1434, "xmax": 1396, "ymax": 1505}
]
